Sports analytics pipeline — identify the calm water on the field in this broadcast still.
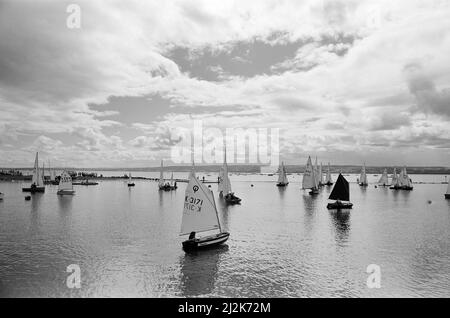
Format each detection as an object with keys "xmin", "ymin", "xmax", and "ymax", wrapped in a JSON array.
[{"xmin": 1, "ymin": 173, "xmax": 450, "ymax": 297}]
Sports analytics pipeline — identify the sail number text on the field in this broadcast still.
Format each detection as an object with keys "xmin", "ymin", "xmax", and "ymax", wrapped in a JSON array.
[{"xmin": 184, "ymin": 196, "xmax": 204, "ymax": 212}]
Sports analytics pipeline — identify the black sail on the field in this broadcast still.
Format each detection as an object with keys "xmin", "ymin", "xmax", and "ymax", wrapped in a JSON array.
[{"xmin": 329, "ymin": 174, "xmax": 350, "ymax": 201}]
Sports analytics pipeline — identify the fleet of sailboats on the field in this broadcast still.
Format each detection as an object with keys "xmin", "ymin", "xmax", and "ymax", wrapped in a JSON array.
[
  {"xmin": 276, "ymin": 161, "xmax": 289, "ymax": 187},
  {"xmin": 391, "ymin": 166, "xmax": 413, "ymax": 190}
]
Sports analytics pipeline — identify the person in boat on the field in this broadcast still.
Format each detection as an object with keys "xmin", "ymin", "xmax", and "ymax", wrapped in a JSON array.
[{"xmin": 189, "ymin": 232, "xmax": 196, "ymax": 240}]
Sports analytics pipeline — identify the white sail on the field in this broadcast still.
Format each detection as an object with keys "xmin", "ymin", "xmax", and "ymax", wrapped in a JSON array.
[
  {"xmin": 325, "ymin": 162, "xmax": 333, "ymax": 183},
  {"xmin": 302, "ymin": 156, "xmax": 317, "ymax": 189},
  {"xmin": 392, "ymin": 168, "xmax": 399, "ymax": 186},
  {"xmin": 378, "ymin": 169, "xmax": 389, "ymax": 185},
  {"xmin": 314, "ymin": 157, "xmax": 319, "ymax": 186},
  {"xmin": 180, "ymin": 169, "xmax": 221, "ymax": 235},
  {"xmin": 277, "ymin": 162, "xmax": 288, "ymax": 184},
  {"xmin": 359, "ymin": 163, "xmax": 368, "ymax": 184},
  {"xmin": 319, "ymin": 162, "xmax": 324, "ymax": 185},
  {"xmin": 48, "ymin": 160, "xmax": 56, "ymax": 181},
  {"xmin": 399, "ymin": 167, "xmax": 407, "ymax": 186},
  {"xmin": 58, "ymin": 171, "xmax": 73, "ymax": 191},
  {"xmin": 446, "ymin": 177, "xmax": 450, "ymax": 195},
  {"xmin": 31, "ymin": 152, "xmax": 44, "ymax": 187},
  {"xmin": 402, "ymin": 167, "xmax": 412, "ymax": 187},
  {"xmin": 158, "ymin": 160, "xmax": 164, "ymax": 187},
  {"xmin": 129, "ymin": 172, "xmax": 132, "ymax": 181},
  {"xmin": 170, "ymin": 172, "xmax": 174, "ymax": 186}
]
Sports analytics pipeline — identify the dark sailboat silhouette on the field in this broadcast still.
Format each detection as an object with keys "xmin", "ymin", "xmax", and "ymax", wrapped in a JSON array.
[{"xmin": 327, "ymin": 173, "xmax": 353, "ymax": 210}]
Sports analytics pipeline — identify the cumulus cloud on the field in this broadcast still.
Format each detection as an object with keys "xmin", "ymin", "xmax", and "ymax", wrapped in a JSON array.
[{"xmin": 1, "ymin": 0, "xmax": 450, "ymax": 166}]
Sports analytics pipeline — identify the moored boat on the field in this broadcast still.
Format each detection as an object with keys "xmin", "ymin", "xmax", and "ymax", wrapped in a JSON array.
[
  {"xmin": 327, "ymin": 173, "xmax": 353, "ymax": 210},
  {"xmin": 180, "ymin": 167, "xmax": 229, "ymax": 251}
]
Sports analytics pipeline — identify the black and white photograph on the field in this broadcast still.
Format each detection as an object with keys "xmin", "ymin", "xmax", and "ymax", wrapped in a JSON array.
[{"xmin": 0, "ymin": 0, "xmax": 450, "ymax": 302}]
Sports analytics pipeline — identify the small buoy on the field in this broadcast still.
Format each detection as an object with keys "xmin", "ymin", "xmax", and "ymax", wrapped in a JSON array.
[
  {"xmin": 427, "ymin": 200, "xmax": 432, "ymax": 204},
  {"xmin": 251, "ymin": 184, "xmax": 254, "ymax": 187},
  {"xmin": 374, "ymin": 185, "xmax": 378, "ymax": 189},
  {"xmin": 208, "ymin": 185, "xmax": 211, "ymax": 188},
  {"xmin": 25, "ymin": 196, "xmax": 31, "ymax": 201}
]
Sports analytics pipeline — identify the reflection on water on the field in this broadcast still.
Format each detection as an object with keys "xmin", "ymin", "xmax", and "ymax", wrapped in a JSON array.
[
  {"xmin": 179, "ymin": 245, "xmax": 229, "ymax": 296},
  {"xmin": 329, "ymin": 210, "xmax": 351, "ymax": 245}
]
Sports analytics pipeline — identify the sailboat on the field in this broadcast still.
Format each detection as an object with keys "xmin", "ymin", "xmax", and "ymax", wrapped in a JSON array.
[
  {"xmin": 169, "ymin": 172, "xmax": 177, "ymax": 190},
  {"xmin": 314, "ymin": 157, "xmax": 320, "ymax": 188},
  {"xmin": 127, "ymin": 172, "xmax": 135, "ymax": 187},
  {"xmin": 390, "ymin": 168, "xmax": 399, "ymax": 189},
  {"xmin": 327, "ymin": 173, "xmax": 353, "ymax": 209},
  {"xmin": 218, "ymin": 145, "xmax": 241, "ymax": 204},
  {"xmin": 325, "ymin": 162, "xmax": 333, "ymax": 186},
  {"xmin": 318, "ymin": 162, "xmax": 324, "ymax": 187},
  {"xmin": 48, "ymin": 160, "xmax": 58, "ymax": 185},
  {"xmin": 378, "ymin": 169, "xmax": 390, "ymax": 187},
  {"xmin": 276, "ymin": 161, "xmax": 289, "ymax": 187},
  {"xmin": 359, "ymin": 163, "xmax": 368, "ymax": 186},
  {"xmin": 445, "ymin": 177, "xmax": 450, "ymax": 199},
  {"xmin": 22, "ymin": 152, "xmax": 45, "ymax": 193},
  {"xmin": 302, "ymin": 156, "xmax": 319, "ymax": 195},
  {"xmin": 57, "ymin": 171, "xmax": 75, "ymax": 195},
  {"xmin": 399, "ymin": 166, "xmax": 413, "ymax": 190},
  {"xmin": 180, "ymin": 167, "xmax": 230, "ymax": 251},
  {"xmin": 158, "ymin": 160, "xmax": 171, "ymax": 191}
]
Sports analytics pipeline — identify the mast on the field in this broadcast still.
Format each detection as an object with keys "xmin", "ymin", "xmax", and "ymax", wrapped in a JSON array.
[{"xmin": 447, "ymin": 177, "xmax": 450, "ymax": 195}]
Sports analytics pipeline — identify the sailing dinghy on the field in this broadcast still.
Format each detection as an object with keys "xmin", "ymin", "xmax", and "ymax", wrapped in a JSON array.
[
  {"xmin": 158, "ymin": 160, "xmax": 172, "ymax": 191},
  {"xmin": 127, "ymin": 172, "xmax": 135, "ymax": 187},
  {"xmin": 325, "ymin": 162, "xmax": 333, "ymax": 186},
  {"xmin": 302, "ymin": 156, "xmax": 319, "ymax": 195},
  {"xmin": 57, "ymin": 171, "xmax": 75, "ymax": 195},
  {"xmin": 445, "ymin": 177, "xmax": 450, "ymax": 199},
  {"xmin": 22, "ymin": 152, "xmax": 45, "ymax": 193},
  {"xmin": 327, "ymin": 173, "xmax": 353, "ymax": 210},
  {"xmin": 378, "ymin": 169, "xmax": 390, "ymax": 187},
  {"xmin": 180, "ymin": 168, "xmax": 229, "ymax": 251},
  {"xmin": 359, "ymin": 163, "xmax": 368, "ymax": 187},
  {"xmin": 218, "ymin": 145, "xmax": 241, "ymax": 204},
  {"xmin": 276, "ymin": 161, "xmax": 289, "ymax": 187}
]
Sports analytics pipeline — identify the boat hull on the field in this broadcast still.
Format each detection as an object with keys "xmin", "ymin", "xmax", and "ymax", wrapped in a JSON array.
[
  {"xmin": 359, "ymin": 183, "xmax": 368, "ymax": 187},
  {"xmin": 0, "ymin": 193, "xmax": 4, "ymax": 200},
  {"xmin": 327, "ymin": 201, "xmax": 353, "ymax": 210},
  {"xmin": 309, "ymin": 189, "xmax": 319, "ymax": 195},
  {"xmin": 224, "ymin": 194, "xmax": 241, "ymax": 205},
  {"xmin": 325, "ymin": 182, "xmax": 333, "ymax": 186},
  {"xmin": 22, "ymin": 186, "xmax": 45, "ymax": 193},
  {"xmin": 390, "ymin": 185, "xmax": 413, "ymax": 191},
  {"xmin": 276, "ymin": 183, "xmax": 288, "ymax": 187},
  {"xmin": 57, "ymin": 190, "xmax": 75, "ymax": 195},
  {"xmin": 445, "ymin": 194, "xmax": 450, "ymax": 199},
  {"xmin": 127, "ymin": 183, "xmax": 135, "ymax": 187},
  {"xmin": 182, "ymin": 232, "xmax": 230, "ymax": 251}
]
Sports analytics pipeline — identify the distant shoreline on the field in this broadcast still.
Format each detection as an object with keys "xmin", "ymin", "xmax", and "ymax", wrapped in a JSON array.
[{"xmin": 1, "ymin": 165, "xmax": 450, "ymax": 175}]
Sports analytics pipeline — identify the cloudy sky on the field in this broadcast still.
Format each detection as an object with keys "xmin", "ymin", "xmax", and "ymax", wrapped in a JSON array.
[{"xmin": 1, "ymin": 0, "xmax": 450, "ymax": 168}]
